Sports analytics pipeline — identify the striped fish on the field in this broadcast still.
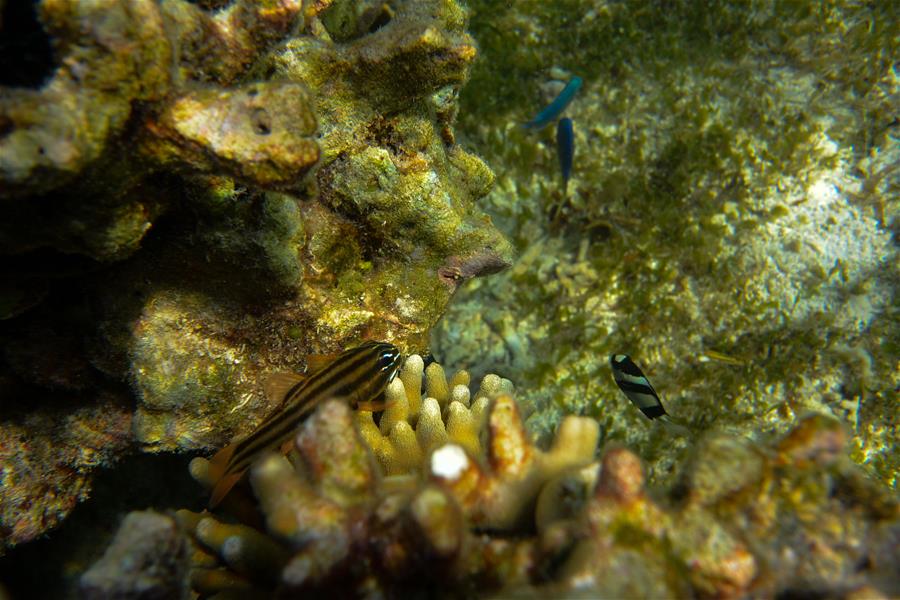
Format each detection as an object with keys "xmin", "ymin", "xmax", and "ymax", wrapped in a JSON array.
[
  {"xmin": 609, "ymin": 354, "xmax": 667, "ymax": 419},
  {"xmin": 610, "ymin": 354, "xmax": 690, "ymax": 435},
  {"xmin": 207, "ymin": 340, "xmax": 403, "ymax": 507}
]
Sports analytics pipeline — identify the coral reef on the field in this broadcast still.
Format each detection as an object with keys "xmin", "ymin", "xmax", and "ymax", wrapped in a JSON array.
[
  {"xmin": 2, "ymin": 2, "xmax": 898, "ymax": 597},
  {"xmin": 78, "ymin": 511, "xmax": 189, "ymax": 599},
  {"xmin": 0, "ymin": 0, "xmax": 512, "ymax": 549},
  {"xmin": 88, "ymin": 356, "xmax": 899, "ymax": 598},
  {"xmin": 0, "ymin": 387, "xmax": 132, "ymax": 553},
  {"xmin": 0, "ymin": 308, "xmax": 134, "ymax": 554},
  {"xmin": 174, "ymin": 357, "xmax": 600, "ymax": 596},
  {"xmin": 435, "ymin": 0, "xmax": 899, "ymax": 487}
]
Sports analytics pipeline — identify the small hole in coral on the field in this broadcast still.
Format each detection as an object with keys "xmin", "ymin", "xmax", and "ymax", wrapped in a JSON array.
[
  {"xmin": 365, "ymin": 6, "xmax": 393, "ymax": 34},
  {"xmin": 0, "ymin": 115, "xmax": 14, "ymax": 138},
  {"xmin": 251, "ymin": 108, "xmax": 271, "ymax": 136},
  {"xmin": 183, "ymin": 0, "xmax": 233, "ymax": 9}
]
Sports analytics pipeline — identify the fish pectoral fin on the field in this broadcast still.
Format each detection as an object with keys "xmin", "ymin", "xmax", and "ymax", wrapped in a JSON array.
[
  {"xmin": 209, "ymin": 470, "xmax": 245, "ymax": 509},
  {"xmin": 264, "ymin": 372, "xmax": 306, "ymax": 407},
  {"xmin": 356, "ymin": 399, "xmax": 386, "ymax": 412},
  {"xmin": 206, "ymin": 442, "xmax": 237, "ymax": 482},
  {"xmin": 279, "ymin": 439, "xmax": 294, "ymax": 454},
  {"xmin": 305, "ymin": 353, "xmax": 339, "ymax": 374}
]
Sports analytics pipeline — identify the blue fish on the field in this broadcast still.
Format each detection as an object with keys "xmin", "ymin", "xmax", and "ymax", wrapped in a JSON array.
[
  {"xmin": 556, "ymin": 117, "xmax": 574, "ymax": 195},
  {"xmin": 523, "ymin": 76, "xmax": 583, "ymax": 130}
]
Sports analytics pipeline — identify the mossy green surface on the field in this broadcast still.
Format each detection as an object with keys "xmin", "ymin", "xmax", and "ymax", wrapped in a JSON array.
[{"xmin": 436, "ymin": 0, "xmax": 899, "ymax": 487}]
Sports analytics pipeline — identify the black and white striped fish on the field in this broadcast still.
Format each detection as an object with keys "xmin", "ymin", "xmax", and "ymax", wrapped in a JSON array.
[
  {"xmin": 207, "ymin": 340, "xmax": 402, "ymax": 507},
  {"xmin": 610, "ymin": 354, "xmax": 689, "ymax": 434},
  {"xmin": 610, "ymin": 354, "xmax": 666, "ymax": 418}
]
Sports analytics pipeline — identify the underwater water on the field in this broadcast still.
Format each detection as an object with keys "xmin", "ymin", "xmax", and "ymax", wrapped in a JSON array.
[{"xmin": 0, "ymin": 0, "xmax": 898, "ymax": 598}]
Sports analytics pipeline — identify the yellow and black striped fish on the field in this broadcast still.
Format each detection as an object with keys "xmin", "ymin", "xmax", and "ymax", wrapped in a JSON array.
[{"xmin": 207, "ymin": 340, "xmax": 402, "ymax": 507}]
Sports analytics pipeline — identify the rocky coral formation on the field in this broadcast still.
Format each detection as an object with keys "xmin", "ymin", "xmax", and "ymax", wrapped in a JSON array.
[
  {"xmin": 545, "ymin": 414, "xmax": 900, "ymax": 598},
  {"xmin": 78, "ymin": 511, "xmax": 189, "ymax": 599},
  {"xmin": 0, "ymin": 384, "xmax": 132, "ymax": 553},
  {"xmin": 88, "ymin": 357, "xmax": 899, "ymax": 598},
  {"xmin": 177, "ymin": 356, "xmax": 601, "ymax": 596},
  {"xmin": 0, "ymin": 300, "xmax": 134, "ymax": 552},
  {"xmin": 436, "ymin": 0, "xmax": 899, "ymax": 487},
  {"xmin": 0, "ymin": 0, "xmax": 512, "ymax": 551}
]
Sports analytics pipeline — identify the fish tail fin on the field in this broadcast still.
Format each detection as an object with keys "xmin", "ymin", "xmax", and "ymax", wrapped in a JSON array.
[
  {"xmin": 207, "ymin": 442, "xmax": 240, "ymax": 508},
  {"xmin": 207, "ymin": 442, "xmax": 237, "ymax": 481},
  {"xmin": 209, "ymin": 470, "xmax": 245, "ymax": 509},
  {"xmin": 658, "ymin": 415, "xmax": 691, "ymax": 436}
]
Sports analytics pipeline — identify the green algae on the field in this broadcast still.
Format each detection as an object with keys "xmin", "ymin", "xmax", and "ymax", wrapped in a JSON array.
[{"xmin": 436, "ymin": 0, "xmax": 900, "ymax": 487}]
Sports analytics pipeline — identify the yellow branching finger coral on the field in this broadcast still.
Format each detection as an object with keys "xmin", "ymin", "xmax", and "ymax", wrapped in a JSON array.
[
  {"xmin": 356, "ymin": 354, "xmax": 600, "ymax": 530},
  {"xmin": 175, "ymin": 354, "xmax": 603, "ymax": 596}
]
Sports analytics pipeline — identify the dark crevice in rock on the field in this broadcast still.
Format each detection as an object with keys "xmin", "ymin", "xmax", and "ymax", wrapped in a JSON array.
[
  {"xmin": 184, "ymin": 0, "xmax": 233, "ymax": 10},
  {"xmin": 0, "ymin": 452, "xmax": 204, "ymax": 598},
  {"xmin": 0, "ymin": 0, "xmax": 56, "ymax": 88},
  {"xmin": 363, "ymin": 4, "xmax": 393, "ymax": 35}
]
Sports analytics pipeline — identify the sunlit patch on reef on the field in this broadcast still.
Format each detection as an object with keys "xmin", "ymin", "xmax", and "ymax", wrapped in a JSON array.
[
  {"xmin": 438, "ymin": 0, "xmax": 900, "ymax": 490},
  {"xmin": 83, "ymin": 355, "xmax": 900, "ymax": 598}
]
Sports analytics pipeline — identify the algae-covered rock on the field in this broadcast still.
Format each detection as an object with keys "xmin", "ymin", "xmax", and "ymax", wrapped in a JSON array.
[
  {"xmin": 0, "ymin": 384, "xmax": 132, "ymax": 553},
  {"xmin": 0, "ymin": 0, "xmax": 511, "ymax": 548},
  {"xmin": 144, "ymin": 82, "xmax": 320, "ymax": 190},
  {"xmin": 79, "ymin": 511, "xmax": 189, "ymax": 600},
  {"xmin": 101, "ymin": 0, "xmax": 512, "ymax": 453}
]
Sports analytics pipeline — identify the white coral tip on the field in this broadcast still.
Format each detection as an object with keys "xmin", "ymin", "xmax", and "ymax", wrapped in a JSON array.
[{"xmin": 430, "ymin": 443, "xmax": 469, "ymax": 481}]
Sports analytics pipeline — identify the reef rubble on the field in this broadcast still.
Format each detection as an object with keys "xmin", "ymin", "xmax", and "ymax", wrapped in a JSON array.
[{"xmin": 85, "ymin": 356, "xmax": 900, "ymax": 598}]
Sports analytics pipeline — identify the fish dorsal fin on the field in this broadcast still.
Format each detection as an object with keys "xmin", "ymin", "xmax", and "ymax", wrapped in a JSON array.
[
  {"xmin": 305, "ymin": 353, "xmax": 339, "ymax": 375},
  {"xmin": 264, "ymin": 372, "xmax": 307, "ymax": 408}
]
